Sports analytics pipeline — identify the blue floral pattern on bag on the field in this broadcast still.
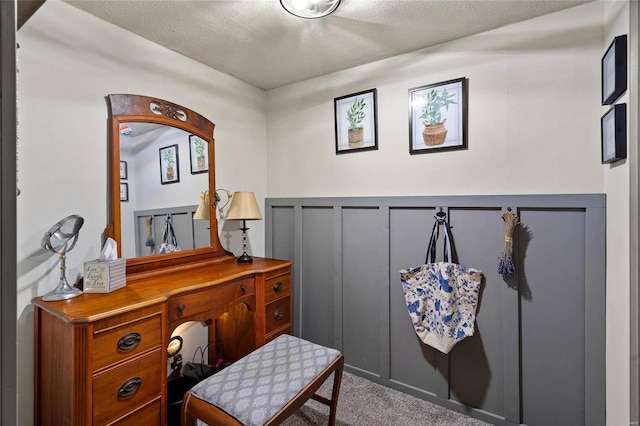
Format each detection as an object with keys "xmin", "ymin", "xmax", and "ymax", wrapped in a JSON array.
[{"xmin": 400, "ymin": 262, "xmax": 483, "ymax": 354}]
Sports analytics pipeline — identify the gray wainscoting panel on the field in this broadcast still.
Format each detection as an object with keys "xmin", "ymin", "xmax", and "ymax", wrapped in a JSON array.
[
  {"xmin": 268, "ymin": 206, "xmax": 295, "ymax": 262},
  {"xmin": 342, "ymin": 207, "xmax": 382, "ymax": 375},
  {"xmin": 264, "ymin": 194, "xmax": 606, "ymax": 426},
  {"xmin": 300, "ymin": 207, "xmax": 334, "ymax": 348},
  {"xmin": 447, "ymin": 207, "xmax": 506, "ymax": 418},
  {"xmin": 389, "ymin": 207, "xmax": 444, "ymax": 397},
  {"xmin": 518, "ymin": 209, "xmax": 586, "ymax": 426},
  {"xmin": 267, "ymin": 206, "xmax": 296, "ymax": 333}
]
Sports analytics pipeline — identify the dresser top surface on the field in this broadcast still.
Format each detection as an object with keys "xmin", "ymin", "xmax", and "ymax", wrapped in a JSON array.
[{"xmin": 32, "ymin": 257, "xmax": 291, "ymax": 323}]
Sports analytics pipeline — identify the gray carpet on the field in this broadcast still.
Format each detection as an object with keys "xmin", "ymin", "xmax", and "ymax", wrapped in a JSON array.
[{"xmin": 283, "ymin": 372, "xmax": 491, "ymax": 426}]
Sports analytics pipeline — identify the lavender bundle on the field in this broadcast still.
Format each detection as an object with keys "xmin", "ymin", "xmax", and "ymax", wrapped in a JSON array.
[
  {"xmin": 145, "ymin": 217, "xmax": 155, "ymax": 253},
  {"xmin": 498, "ymin": 211, "xmax": 520, "ymax": 277}
]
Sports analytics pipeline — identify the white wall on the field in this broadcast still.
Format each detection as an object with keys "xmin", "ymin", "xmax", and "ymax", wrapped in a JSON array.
[
  {"xmin": 15, "ymin": 1, "xmax": 635, "ymax": 425},
  {"xmin": 603, "ymin": 2, "xmax": 635, "ymax": 425},
  {"xmin": 16, "ymin": 2, "xmax": 267, "ymax": 424},
  {"xmin": 267, "ymin": 1, "xmax": 632, "ymax": 425},
  {"xmin": 267, "ymin": 3, "xmax": 604, "ymax": 198}
]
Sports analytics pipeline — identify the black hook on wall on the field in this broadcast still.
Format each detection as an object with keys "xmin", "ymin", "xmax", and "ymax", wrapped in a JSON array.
[{"xmin": 435, "ymin": 207, "xmax": 447, "ymax": 222}]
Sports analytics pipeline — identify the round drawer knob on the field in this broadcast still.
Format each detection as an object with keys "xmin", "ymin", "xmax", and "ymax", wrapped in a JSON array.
[
  {"xmin": 273, "ymin": 281, "xmax": 284, "ymax": 293},
  {"xmin": 117, "ymin": 332, "xmax": 142, "ymax": 351},
  {"xmin": 274, "ymin": 309, "xmax": 284, "ymax": 320},
  {"xmin": 118, "ymin": 377, "xmax": 142, "ymax": 399},
  {"xmin": 177, "ymin": 304, "xmax": 185, "ymax": 313}
]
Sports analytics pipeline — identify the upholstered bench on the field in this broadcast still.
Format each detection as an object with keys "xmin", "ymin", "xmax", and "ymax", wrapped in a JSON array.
[{"xmin": 181, "ymin": 334, "xmax": 344, "ymax": 426}]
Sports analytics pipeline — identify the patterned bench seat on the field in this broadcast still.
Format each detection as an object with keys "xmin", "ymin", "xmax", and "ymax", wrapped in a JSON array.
[{"xmin": 182, "ymin": 334, "xmax": 344, "ymax": 426}]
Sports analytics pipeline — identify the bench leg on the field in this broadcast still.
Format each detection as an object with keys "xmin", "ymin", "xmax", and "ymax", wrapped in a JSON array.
[
  {"xmin": 181, "ymin": 393, "xmax": 197, "ymax": 426},
  {"xmin": 328, "ymin": 360, "xmax": 343, "ymax": 426},
  {"xmin": 309, "ymin": 354, "xmax": 344, "ymax": 426}
]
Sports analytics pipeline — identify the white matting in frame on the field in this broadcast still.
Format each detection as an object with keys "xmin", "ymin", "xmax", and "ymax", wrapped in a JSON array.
[
  {"xmin": 334, "ymin": 89, "xmax": 378, "ymax": 154},
  {"xmin": 409, "ymin": 77, "xmax": 468, "ymax": 154}
]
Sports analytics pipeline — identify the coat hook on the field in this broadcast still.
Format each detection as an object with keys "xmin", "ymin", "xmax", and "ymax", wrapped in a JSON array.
[{"xmin": 435, "ymin": 207, "xmax": 447, "ymax": 222}]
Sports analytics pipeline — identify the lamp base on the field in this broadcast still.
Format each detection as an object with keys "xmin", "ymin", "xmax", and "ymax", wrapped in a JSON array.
[{"xmin": 237, "ymin": 252, "xmax": 253, "ymax": 263}]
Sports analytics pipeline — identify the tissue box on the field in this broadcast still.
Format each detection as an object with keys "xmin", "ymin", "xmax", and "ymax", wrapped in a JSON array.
[{"xmin": 83, "ymin": 258, "xmax": 126, "ymax": 293}]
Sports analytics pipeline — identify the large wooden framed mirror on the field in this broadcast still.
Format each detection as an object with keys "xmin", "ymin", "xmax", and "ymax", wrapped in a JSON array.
[{"xmin": 106, "ymin": 94, "xmax": 232, "ymax": 274}]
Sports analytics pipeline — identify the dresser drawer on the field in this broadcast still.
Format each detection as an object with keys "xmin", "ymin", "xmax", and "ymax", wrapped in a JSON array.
[
  {"xmin": 265, "ymin": 274, "xmax": 291, "ymax": 304},
  {"xmin": 108, "ymin": 399, "xmax": 161, "ymax": 426},
  {"xmin": 93, "ymin": 314, "xmax": 162, "ymax": 371},
  {"xmin": 265, "ymin": 296, "xmax": 291, "ymax": 334},
  {"xmin": 93, "ymin": 350, "xmax": 162, "ymax": 426},
  {"xmin": 169, "ymin": 278, "xmax": 255, "ymax": 322}
]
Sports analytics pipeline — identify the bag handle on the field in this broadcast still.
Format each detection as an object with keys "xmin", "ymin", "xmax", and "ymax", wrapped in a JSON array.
[
  {"xmin": 162, "ymin": 215, "xmax": 179, "ymax": 246},
  {"xmin": 426, "ymin": 210, "xmax": 454, "ymax": 263}
]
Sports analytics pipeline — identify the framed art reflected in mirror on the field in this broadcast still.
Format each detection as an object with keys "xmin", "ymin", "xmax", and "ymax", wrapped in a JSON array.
[
  {"xmin": 120, "ymin": 183, "xmax": 129, "ymax": 202},
  {"xmin": 190, "ymin": 135, "xmax": 209, "ymax": 174},
  {"xmin": 106, "ymin": 94, "xmax": 233, "ymax": 274},
  {"xmin": 159, "ymin": 144, "xmax": 180, "ymax": 184}
]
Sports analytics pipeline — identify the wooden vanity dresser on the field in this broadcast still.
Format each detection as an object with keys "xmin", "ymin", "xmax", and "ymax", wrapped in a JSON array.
[
  {"xmin": 33, "ymin": 94, "xmax": 290, "ymax": 425},
  {"xmin": 33, "ymin": 257, "xmax": 292, "ymax": 425}
]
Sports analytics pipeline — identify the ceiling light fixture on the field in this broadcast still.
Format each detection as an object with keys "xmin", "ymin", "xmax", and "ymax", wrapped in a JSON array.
[{"xmin": 280, "ymin": 0, "xmax": 340, "ymax": 19}]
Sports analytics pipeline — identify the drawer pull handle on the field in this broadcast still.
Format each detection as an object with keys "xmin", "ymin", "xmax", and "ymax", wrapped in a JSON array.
[
  {"xmin": 118, "ymin": 377, "xmax": 142, "ymax": 399},
  {"xmin": 117, "ymin": 332, "xmax": 142, "ymax": 351},
  {"xmin": 177, "ymin": 304, "xmax": 185, "ymax": 314},
  {"xmin": 241, "ymin": 285, "xmax": 246, "ymax": 293},
  {"xmin": 274, "ymin": 309, "xmax": 284, "ymax": 320},
  {"xmin": 273, "ymin": 281, "xmax": 284, "ymax": 293}
]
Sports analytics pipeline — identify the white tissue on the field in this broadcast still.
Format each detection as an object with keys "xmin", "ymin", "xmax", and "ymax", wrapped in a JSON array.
[{"xmin": 99, "ymin": 237, "xmax": 118, "ymax": 261}]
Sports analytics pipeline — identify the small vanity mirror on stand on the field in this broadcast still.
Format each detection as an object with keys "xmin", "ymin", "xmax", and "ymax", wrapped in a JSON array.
[
  {"xmin": 105, "ymin": 94, "xmax": 233, "ymax": 275},
  {"xmin": 41, "ymin": 214, "xmax": 85, "ymax": 301}
]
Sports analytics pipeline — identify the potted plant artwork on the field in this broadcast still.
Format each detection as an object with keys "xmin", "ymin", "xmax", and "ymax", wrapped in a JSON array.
[
  {"xmin": 347, "ymin": 97, "xmax": 366, "ymax": 147},
  {"xmin": 163, "ymin": 148, "xmax": 176, "ymax": 180},
  {"xmin": 420, "ymin": 88, "xmax": 456, "ymax": 146},
  {"xmin": 194, "ymin": 138, "xmax": 205, "ymax": 171}
]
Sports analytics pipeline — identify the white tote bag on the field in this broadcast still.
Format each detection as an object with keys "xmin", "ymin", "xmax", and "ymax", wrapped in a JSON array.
[{"xmin": 399, "ymin": 217, "xmax": 483, "ymax": 354}]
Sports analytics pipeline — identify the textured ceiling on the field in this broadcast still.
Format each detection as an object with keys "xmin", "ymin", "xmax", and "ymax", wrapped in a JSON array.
[{"xmin": 66, "ymin": 0, "xmax": 591, "ymax": 90}]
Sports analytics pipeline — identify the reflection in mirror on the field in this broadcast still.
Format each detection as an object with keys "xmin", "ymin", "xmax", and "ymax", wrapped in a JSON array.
[
  {"xmin": 106, "ymin": 94, "xmax": 232, "ymax": 275},
  {"xmin": 119, "ymin": 122, "xmax": 211, "ymax": 258}
]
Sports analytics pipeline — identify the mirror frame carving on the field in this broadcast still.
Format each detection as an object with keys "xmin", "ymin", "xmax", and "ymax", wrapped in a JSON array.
[{"xmin": 106, "ymin": 94, "xmax": 232, "ymax": 274}]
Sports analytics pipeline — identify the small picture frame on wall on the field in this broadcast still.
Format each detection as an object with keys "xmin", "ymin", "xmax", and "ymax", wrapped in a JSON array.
[
  {"xmin": 601, "ymin": 103, "xmax": 626, "ymax": 164},
  {"xmin": 409, "ymin": 77, "xmax": 468, "ymax": 155},
  {"xmin": 601, "ymin": 35, "xmax": 627, "ymax": 105},
  {"xmin": 119, "ymin": 161, "xmax": 128, "ymax": 180},
  {"xmin": 334, "ymin": 88, "xmax": 378, "ymax": 154},
  {"xmin": 120, "ymin": 183, "xmax": 129, "ymax": 202},
  {"xmin": 189, "ymin": 135, "xmax": 209, "ymax": 174},
  {"xmin": 159, "ymin": 144, "xmax": 180, "ymax": 184}
]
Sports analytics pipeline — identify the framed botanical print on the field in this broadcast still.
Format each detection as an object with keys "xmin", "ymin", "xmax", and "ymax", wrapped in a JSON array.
[
  {"xmin": 409, "ymin": 77, "xmax": 468, "ymax": 154},
  {"xmin": 119, "ymin": 161, "xmax": 128, "ymax": 180},
  {"xmin": 334, "ymin": 89, "xmax": 378, "ymax": 154},
  {"xmin": 189, "ymin": 135, "xmax": 209, "ymax": 174},
  {"xmin": 159, "ymin": 144, "xmax": 180, "ymax": 184}
]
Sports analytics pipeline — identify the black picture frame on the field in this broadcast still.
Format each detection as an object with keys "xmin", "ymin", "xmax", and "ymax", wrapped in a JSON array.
[
  {"xmin": 334, "ymin": 88, "xmax": 378, "ymax": 154},
  {"xmin": 119, "ymin": 161, "xmax": 128, "ymax": 180},
  {"xmin": 601, "ymin": 35, "xmax": 627, "ymax": 105},
  {"xmin": 409, "ymin": 77, "xmax": 468, "ymax": 155},
  {"xmin": 189, "ymin": 135, "xmax": 209, "ymax": 174},
  {"xmin": 159, "ymin": 144, "xmax": 180, "ymax": 184},
  {"xmin": 120, "ymin": 183, "xmax": 129, "ymax": 202},
  {"xmin": 601, "ymin": 103, "xmax": 626, "ymax": 164}
]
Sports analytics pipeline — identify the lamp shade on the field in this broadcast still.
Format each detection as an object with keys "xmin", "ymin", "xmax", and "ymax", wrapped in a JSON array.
[
  {"xmin": 193, "ymin": 191, "xmax": 210, "ymax": 220},
  {"xmin": 226, "ymin": 192, "xmax": 262, "ymax": 221}
]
